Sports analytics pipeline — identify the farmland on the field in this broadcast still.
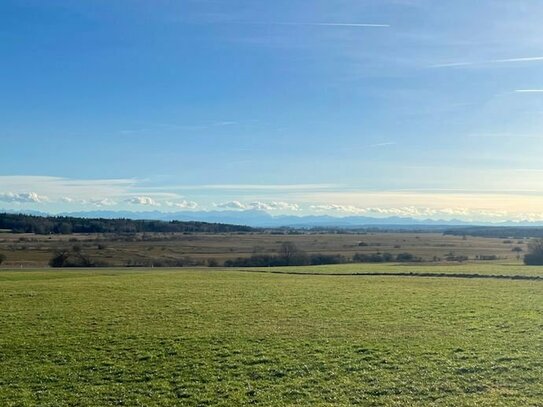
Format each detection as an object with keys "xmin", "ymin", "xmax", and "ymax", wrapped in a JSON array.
[{"xmin": 1, "ymin": 266, "xmax": 542, "ymax": 406}]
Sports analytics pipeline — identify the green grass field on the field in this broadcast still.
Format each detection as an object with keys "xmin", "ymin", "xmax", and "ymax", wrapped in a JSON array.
[{"xmin": 1, "ymin": 267, "xmax": 542, "ymax": 406}]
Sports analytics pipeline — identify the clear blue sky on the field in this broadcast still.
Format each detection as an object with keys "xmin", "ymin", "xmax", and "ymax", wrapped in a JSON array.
[{"xmin": 2, "ymin": 0, "xmax": 543, "ymax": 221}]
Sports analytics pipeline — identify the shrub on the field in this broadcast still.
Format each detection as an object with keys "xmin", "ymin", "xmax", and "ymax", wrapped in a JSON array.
[
  {"xmin": 0, "ymin": 253, "xmax": 6, "ymax": 265},
  {"xmin": 396, "ymin": 253, "xmax": 416, "ymax": 262},
  {"xmin": 309, "ymin": 254, "xmax": 346, "ymax": 265},
  {"xmin": 207, "ymin": 258, "xmax": 220, "ymax": 267},
  {"xmin": 477, "ymin": 255, "xmax": 498, "ymax": 261},
  {"xmin": 397, "ymin": 252, "xmax": 422, "ymax": 262},
  {"xmin": 445, "ymin": 254, "xmax": 468, "ymax": 262},
  {"xmin": 352, "ymin": 252, "xmax": 394, "ymax": 263}
]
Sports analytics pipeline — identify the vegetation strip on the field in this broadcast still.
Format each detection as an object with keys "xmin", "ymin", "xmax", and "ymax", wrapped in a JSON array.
[{"xmin": 238, "ymin": 269, "xmax": 543, "ymax": 281}]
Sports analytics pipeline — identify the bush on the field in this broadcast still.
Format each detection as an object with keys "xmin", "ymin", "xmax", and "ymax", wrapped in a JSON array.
[
  {"xmin": 396, "ymin": 253, "xmax": 416, "ymax": 262},
  {"xmin": 0, "ymin": 253, "xmax": 6, "ymax": 265},
  {"xmin": 207, "ymin": 258, "xmax": 220, "ymax": 267},
  {"xmin": 309, "ymin": 254, "xmax": 346, "ymax": 265},
  {"xmin": 445, "ymin": 255, "xmax": 469, "ymax": 262},
  {"xmin": 353, "ymin": 252, "xmax": 394, "ymax": 263},
  {"xmin": 477, "ymin": 255, "xmax": 497, "ymax": 261}
]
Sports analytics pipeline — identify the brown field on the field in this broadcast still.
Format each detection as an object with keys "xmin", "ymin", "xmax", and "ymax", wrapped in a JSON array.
[{"xmin": 0, "ymin": 231, "xmax": 528, "ymax": 268}]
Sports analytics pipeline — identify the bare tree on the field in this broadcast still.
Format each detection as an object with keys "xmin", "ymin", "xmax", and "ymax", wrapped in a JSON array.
[{"xmin": 278, "ymin": 242, "xmax": 308, "ymax": 266}]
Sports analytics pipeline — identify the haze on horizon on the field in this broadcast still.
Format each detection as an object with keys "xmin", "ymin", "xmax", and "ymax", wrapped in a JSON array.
[{"xmin": 2, "ymin": 1, "xmax": 543, "ymax": 223}]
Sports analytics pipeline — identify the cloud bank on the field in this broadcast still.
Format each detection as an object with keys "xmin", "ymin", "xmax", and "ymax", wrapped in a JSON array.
[{"xmin": 0, "ymin": 192, "xmax": 48, "ymax": 203}]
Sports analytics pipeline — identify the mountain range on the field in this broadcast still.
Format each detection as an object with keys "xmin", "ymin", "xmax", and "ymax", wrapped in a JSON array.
[{"xmin": 3, "ymin": 209, "xmax": 542, "ymax": 229}]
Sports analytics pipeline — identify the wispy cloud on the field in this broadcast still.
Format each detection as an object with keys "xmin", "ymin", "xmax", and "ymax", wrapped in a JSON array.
[
  {"xmin": 515, "ymin": 89, "xmax": 543, "ymax": 93},
  {"xmin": 430, "ymin": 56, "xmax": 543, "ymax": 69},
  {"xmin": 155, "ymin": 184, "xmax": 338, "ymax": 191},
  {"xmin": 370, "ymin": 142, "xmax": 397, "ymax": 147},
  {"xmin": 235, "ymin": 22, "xmax": 390, "ymax": 28},
  {"xmin": 467, "ymin": 133, "xmax": 543, "ymax": 139}
]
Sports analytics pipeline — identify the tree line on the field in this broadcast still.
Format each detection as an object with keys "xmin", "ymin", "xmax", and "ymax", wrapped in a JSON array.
[
  {"xmin": 0, "ymin": 213, "xmax": 253, "ymax": 234},
  {"xmin": 223, "ymin": 242, "xmax": 422, "ymax": 267},
  {"xmin": 444, "ymin": 226, "xmax": 543, "ymax": 239}
]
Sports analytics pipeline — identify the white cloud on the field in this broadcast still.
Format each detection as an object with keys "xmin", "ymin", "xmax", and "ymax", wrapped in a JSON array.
[
  {"xmin": 310, "ymin": 204, "xmax": 368, "ymax": 214},
  {"xmin": 90, "ymin": 198, "xmax": 117, "ymax": 207},
  {"xmin": 214, "ymin": 200, "xmax": 300, "ymax": 211},
  {"xmin": 214, "ymin": 200, "xmax": 247, "ymax": 210},
  {"xmin": 126, "ymin": 196, "xmax": 161, "ymax": 206},
  {"xmin": 0, "ymin": 192, "xmax": 48, "ymax": 203},
  {"xmin": 306, "ymin": 203, "xmax": 543, "ymax": 222},
  {"xmin": 175, "ymin": 184, "xmax": 336, "ymax": 191},
  {"xmin": 249, "ymin": 201, "xmax": 300, "ymax": 211},
  {"xmin": 165, "ymin": 200, "xmax": 198, "ymax": 209}
]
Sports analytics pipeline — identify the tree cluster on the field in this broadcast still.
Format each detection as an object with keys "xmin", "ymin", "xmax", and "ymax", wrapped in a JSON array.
[
  {"xmin": 524, "ymin": 239, "xmax": 543, "ymax": 265},
  {"xmin": 0, "ymin": 213, "xmax": 253, "ymax": 235},
  {"xmin": 49, "ymin": 246, "xmax": 95, "ymax": 268}
]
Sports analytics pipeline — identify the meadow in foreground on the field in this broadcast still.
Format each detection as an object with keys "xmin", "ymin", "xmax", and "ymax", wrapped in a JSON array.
[{"xmin": 1, "ymin": 268, "xmax": 542, "ymax": 406}]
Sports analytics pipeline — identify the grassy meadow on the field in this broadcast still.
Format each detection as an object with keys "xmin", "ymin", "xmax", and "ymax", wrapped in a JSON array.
[{"xmin": 1, "ymin": 267, "xmax": 542, "ymax": 406}]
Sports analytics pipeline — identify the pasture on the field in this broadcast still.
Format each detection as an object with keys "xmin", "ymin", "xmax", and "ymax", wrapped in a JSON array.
[{"xmin": 1, "ymin": 266, "xmax": 542, "ymax": 406}]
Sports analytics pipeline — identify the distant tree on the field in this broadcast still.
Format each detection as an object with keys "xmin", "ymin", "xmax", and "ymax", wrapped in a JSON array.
[
  {"xmin": 49, "ymin": 250, "xmax": 70, "ymax": 267},
  {"xmin": 512, "ymin": 246, "xmax": 523, "ymax": 261},
  {"xmin": 278, "ymin": 242, "xmax": 308, "ymax": 266},
  {"xmin": 49, "ymin": 247, "xmax": 94, "ymax": 267},
  {"xmin": 0, "ymin": 253, "xmax": 6, "ymax": 265},
  {"xmin": 524, "ymin": 239, "xmax": 543, "ymax": 265},
  {"xmin": 58, "ymin": 222, "xmax": 73, "ymax": 234}
]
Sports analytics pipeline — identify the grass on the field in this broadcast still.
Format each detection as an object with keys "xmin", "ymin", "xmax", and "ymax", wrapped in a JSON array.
[{"xmin": 1, "ymin": 267, "xmax": 542, "ymax": 406}]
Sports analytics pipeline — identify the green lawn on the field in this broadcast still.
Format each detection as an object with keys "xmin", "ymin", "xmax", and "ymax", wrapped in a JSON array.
[{"xmin": 1, "ymin": 268, "xmax": 542, "ymax": 406}]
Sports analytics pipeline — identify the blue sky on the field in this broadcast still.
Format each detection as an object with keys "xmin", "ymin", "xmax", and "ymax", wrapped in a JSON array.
[{"xmin": 2, "ymin": 0, "xmax": 543, "ymax": 221}]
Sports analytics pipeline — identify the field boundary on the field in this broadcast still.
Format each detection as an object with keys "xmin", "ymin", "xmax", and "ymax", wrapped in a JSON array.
[{"xmin": 238, "ymin": 269, "xmax": 543, "ymax": 281}]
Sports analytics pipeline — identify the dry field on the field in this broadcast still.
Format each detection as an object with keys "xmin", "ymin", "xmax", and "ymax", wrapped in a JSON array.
[{"xmin": 0, "ymin": 231, "xmax": 528, "ymax": 268}]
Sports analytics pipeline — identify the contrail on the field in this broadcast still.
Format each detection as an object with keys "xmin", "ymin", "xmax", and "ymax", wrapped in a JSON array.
[
  {"xmin": 430, "ymin": 56, "xmax": 543, "ymax": 68},
  {"xmin": 238, "ymin": 22, "xmax": 390, "ymax": 28}
]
